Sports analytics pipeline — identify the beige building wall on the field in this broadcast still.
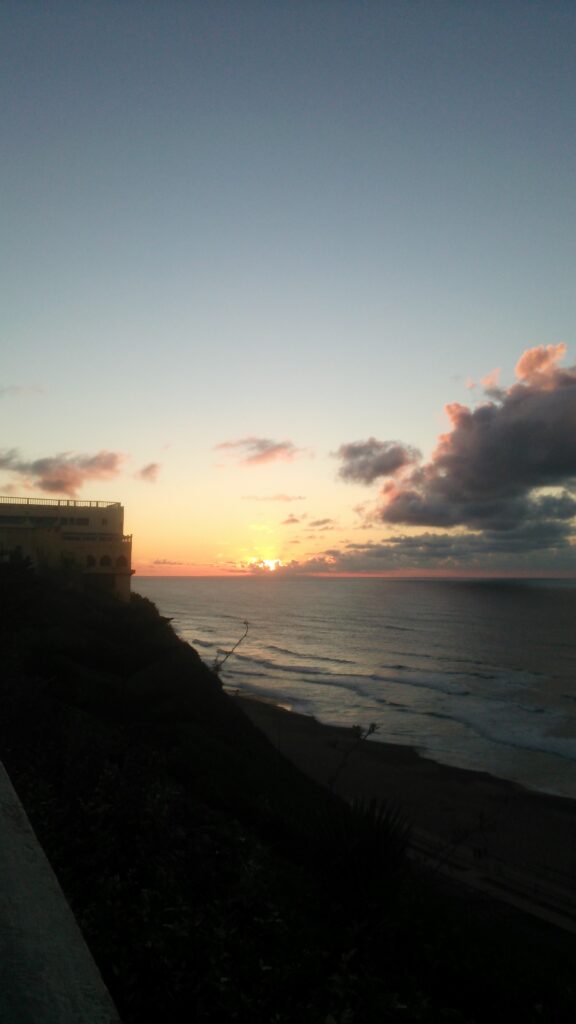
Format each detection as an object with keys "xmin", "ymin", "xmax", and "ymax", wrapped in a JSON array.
[{"xmin": 0, "ymin": 497, "xmax": 133, "ymax": 601}]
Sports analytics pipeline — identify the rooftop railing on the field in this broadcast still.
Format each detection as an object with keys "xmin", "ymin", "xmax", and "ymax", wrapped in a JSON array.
[
  {"xmin": 60, "ymin": 534, "xmax": 132, "ymax": 543},
  {"xmin": 0, "ymin": 496, "xmax": 121, "ymax": 509}
]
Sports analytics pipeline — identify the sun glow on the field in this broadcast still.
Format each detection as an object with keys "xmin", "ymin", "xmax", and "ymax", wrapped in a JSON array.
[{"xmin": 242, "ymin": 557, "xmax": 283, "ymax": 573}]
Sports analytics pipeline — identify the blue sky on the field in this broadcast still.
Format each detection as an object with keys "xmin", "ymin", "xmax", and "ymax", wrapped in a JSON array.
[{"xmin": 2, "ymin": 1, "xmax": 575, "ymax": 574}]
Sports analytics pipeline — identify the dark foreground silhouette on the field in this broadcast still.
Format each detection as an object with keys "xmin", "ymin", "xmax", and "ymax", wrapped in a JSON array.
[{"xmin": 1, "ymin": 562, "xmax": 575, "ymax": 1022}]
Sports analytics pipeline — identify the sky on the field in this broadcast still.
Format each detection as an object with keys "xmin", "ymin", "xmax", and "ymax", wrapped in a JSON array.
[{"xmin": 1, "ymin": 0, "xmax": 575, "ymax": 577}]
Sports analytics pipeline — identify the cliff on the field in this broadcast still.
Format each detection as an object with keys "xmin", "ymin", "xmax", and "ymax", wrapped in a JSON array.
[{"xmin": 1, "ymin": 562, "xmax": 575, "ymax": 1023}]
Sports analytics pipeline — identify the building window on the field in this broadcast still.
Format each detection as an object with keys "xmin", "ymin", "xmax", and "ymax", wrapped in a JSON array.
[
  {"xmin": 100, "ymin": 555, "xmax": 111, "ymax": 567},
  {"xmin": 86, "ymin": 555, "xmax": 96, "ymax": 567},
  {"xmin": 101, "ymin": 518, "xmax": 108, "ymax": 525},
  {"xmin": 116, "ymin": 555, "xmax": 127, "ymax": 568}
]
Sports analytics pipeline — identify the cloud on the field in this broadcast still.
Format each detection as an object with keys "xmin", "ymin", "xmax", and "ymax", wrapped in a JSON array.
[
  {"xmin": 242, "ymin": 494, "xmax": 306, "ymax": 502},
  {"xmin": 216, "ymin": 437, "xmax": 305, "ymax": 465},
  {"xmin": 0, "ymin": 449, "xmax": 125, "ymax": 497},
  {"xmin": 239, "ymin": 553, "xmax": 342, "ymax": 575},
  {"xmin": 265, "ymin": 523, "xmax": 576, "ymax": 575},
  {"xmin": 480, "ymin": 368, "xmax": 503, "ymax": 399},
  {"xmin": 346, "ymin": 521, "xmax": 575, "ymax": 562},
  {"xmin": 336, "ymin": 437, "xmax": 420, "ymax": 484},
  {"xmin": 0, "ymin": 385, "xmax": 43, "ymax": 399},
  {"xmin": 337, "ymin": 345, "xmax": 576, "ymax": 564},
  {"xmin": 153, "ymin": 559, "xmax": 184, "ymax": 566},
  {"xmin": 515, "ymin": 343, "xmax": 569, "ymax": 386},
  {"xmin": 282, "ymin": 514, "xmax": 301, "ymax": 525},
  {"xmin": 136, "ymin": 462, "xmax": 160, "ymax": 482},
  {"xmin": 309, "ymin": 518, "xmax": 335, "ymax": 530}
]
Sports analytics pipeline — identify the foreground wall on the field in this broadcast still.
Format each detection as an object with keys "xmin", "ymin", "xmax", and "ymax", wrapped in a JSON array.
[{"xmin": 0, "ymin": 762, "xmax": 121, "ymax": 1024}]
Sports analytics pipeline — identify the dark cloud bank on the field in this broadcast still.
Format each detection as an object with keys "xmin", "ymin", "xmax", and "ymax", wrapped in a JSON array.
[{"xmin": 332, "ymin": 345, "xmax": 576, "ymax": 572}]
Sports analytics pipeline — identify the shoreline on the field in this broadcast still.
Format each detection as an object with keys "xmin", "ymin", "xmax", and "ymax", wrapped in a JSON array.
[{"xmin": 234, "ymin": 693, "xmax": 576, "ymax": 889}]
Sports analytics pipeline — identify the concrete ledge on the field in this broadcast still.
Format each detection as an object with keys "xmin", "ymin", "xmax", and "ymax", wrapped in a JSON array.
[{"xmin": 0, "ymin": 762, "xmax": 121, "ymax": 1023}]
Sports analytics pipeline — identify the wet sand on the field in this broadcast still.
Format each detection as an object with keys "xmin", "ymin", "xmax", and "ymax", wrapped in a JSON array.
[{"xmin": 235, "ymin": 694, "xmax": 576, "ymax": 890}]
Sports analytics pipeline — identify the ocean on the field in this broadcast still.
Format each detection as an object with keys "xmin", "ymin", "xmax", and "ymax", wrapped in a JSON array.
[{"xmin": 133, "ymin": 577, "xmax": 576, "ymax": 799}]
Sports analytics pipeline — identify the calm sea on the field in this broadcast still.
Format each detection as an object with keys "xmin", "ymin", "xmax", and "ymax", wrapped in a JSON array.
[{"xmin": 133, "ymin": 577, "xmax": 576, "ymax": 799}]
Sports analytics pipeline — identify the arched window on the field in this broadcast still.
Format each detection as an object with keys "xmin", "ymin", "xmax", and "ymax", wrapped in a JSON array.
[
  {"xmin": 100, "ymin": 555, "xmax": 111, "ymax": 567},
  {"xmin": 116, "ymin": 555, "xmax": 127, "ymax": 568},
  {"xmin": 86, "ymin": 555, "xmax": 96, "ymax": 567}
]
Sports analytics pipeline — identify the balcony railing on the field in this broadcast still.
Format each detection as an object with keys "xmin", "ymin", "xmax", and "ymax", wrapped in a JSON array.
[
  {"xmin": 61, "ymin": 533, "xmax": 133, "ymax": 543},
  {"xmin": 0, "ymin": 496, "xmax": 120, "ymax": 509}
]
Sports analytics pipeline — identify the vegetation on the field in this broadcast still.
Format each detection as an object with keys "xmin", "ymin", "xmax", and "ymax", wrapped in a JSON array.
[{"xmin": 1, "ymin": 562, "xmax": 575, "ymax": 1022}]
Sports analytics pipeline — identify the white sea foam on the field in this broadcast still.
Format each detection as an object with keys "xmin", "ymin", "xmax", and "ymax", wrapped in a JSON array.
[{"xmin": 134, "ymin": 576, "xmax": 576, "ymax": 797}]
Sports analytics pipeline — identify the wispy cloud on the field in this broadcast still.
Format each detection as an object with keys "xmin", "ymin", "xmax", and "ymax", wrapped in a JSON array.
[
  {"xmin": 216, "ymin": 437, "xmax": 306, "ymax": 465},
  {"xmin": 0, "ymin": 449, "xmax": 125, "ymax": 497},
  {"xmin": 309, "ymin": 518, "xmax": 335, "ymax": 530},
  {"xmin": 153, "ymin": 558, "xmax": 184, "ymax": 565},
  {"xmin": 0, "ymin": 385, "xmax": 43, "ymax": 399},
  {"xmin": 242, "ymin": 493, "xmax": 306, "ymax": 502},
  {"xmin": 282, "ymin": 513, "xmax": 301, "ymax": 525},
  {"xmin": 136, "ymin": 462, "xmax": 160, "ymax": 482}
]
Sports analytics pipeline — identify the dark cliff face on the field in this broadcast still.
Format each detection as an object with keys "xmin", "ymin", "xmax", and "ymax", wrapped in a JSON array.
[
  {"xmin": 0, "ymin": 562, "xmax": 332, "ymax": 825},
  {"xmin": 0, "ymin": 565, "xmax": 349, "ymax": 1022},
  {"xmin": 1, "ymin": 560, "xmax": 254, "ymax": 742}
]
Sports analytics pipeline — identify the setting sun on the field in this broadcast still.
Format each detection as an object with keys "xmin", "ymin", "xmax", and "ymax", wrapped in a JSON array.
[{"xmin": 242, "ymin": 557, "xmax": 283, "ymax": 573}]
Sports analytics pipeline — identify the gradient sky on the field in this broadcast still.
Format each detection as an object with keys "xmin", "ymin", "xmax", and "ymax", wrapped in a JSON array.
[{"xmin": 2, "ymin": 1, "xmax": 575, "ymax": 576}]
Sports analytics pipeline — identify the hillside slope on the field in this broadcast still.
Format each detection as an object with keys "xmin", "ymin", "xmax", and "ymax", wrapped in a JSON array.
[{"xmin": 1, "ymin": 563, "xmax": 575, "ymax": 1023}]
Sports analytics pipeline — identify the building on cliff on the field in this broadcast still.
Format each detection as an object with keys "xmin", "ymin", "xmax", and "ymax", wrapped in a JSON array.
[{"xmin": 0, "ymin": 496, "xmax": 133, "ymax": 601}]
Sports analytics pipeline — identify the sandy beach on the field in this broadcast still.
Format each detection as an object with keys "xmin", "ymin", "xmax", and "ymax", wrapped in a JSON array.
[{"xmin": 235, "ymin": 694, "xmax": 576, "ymax": 928}]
